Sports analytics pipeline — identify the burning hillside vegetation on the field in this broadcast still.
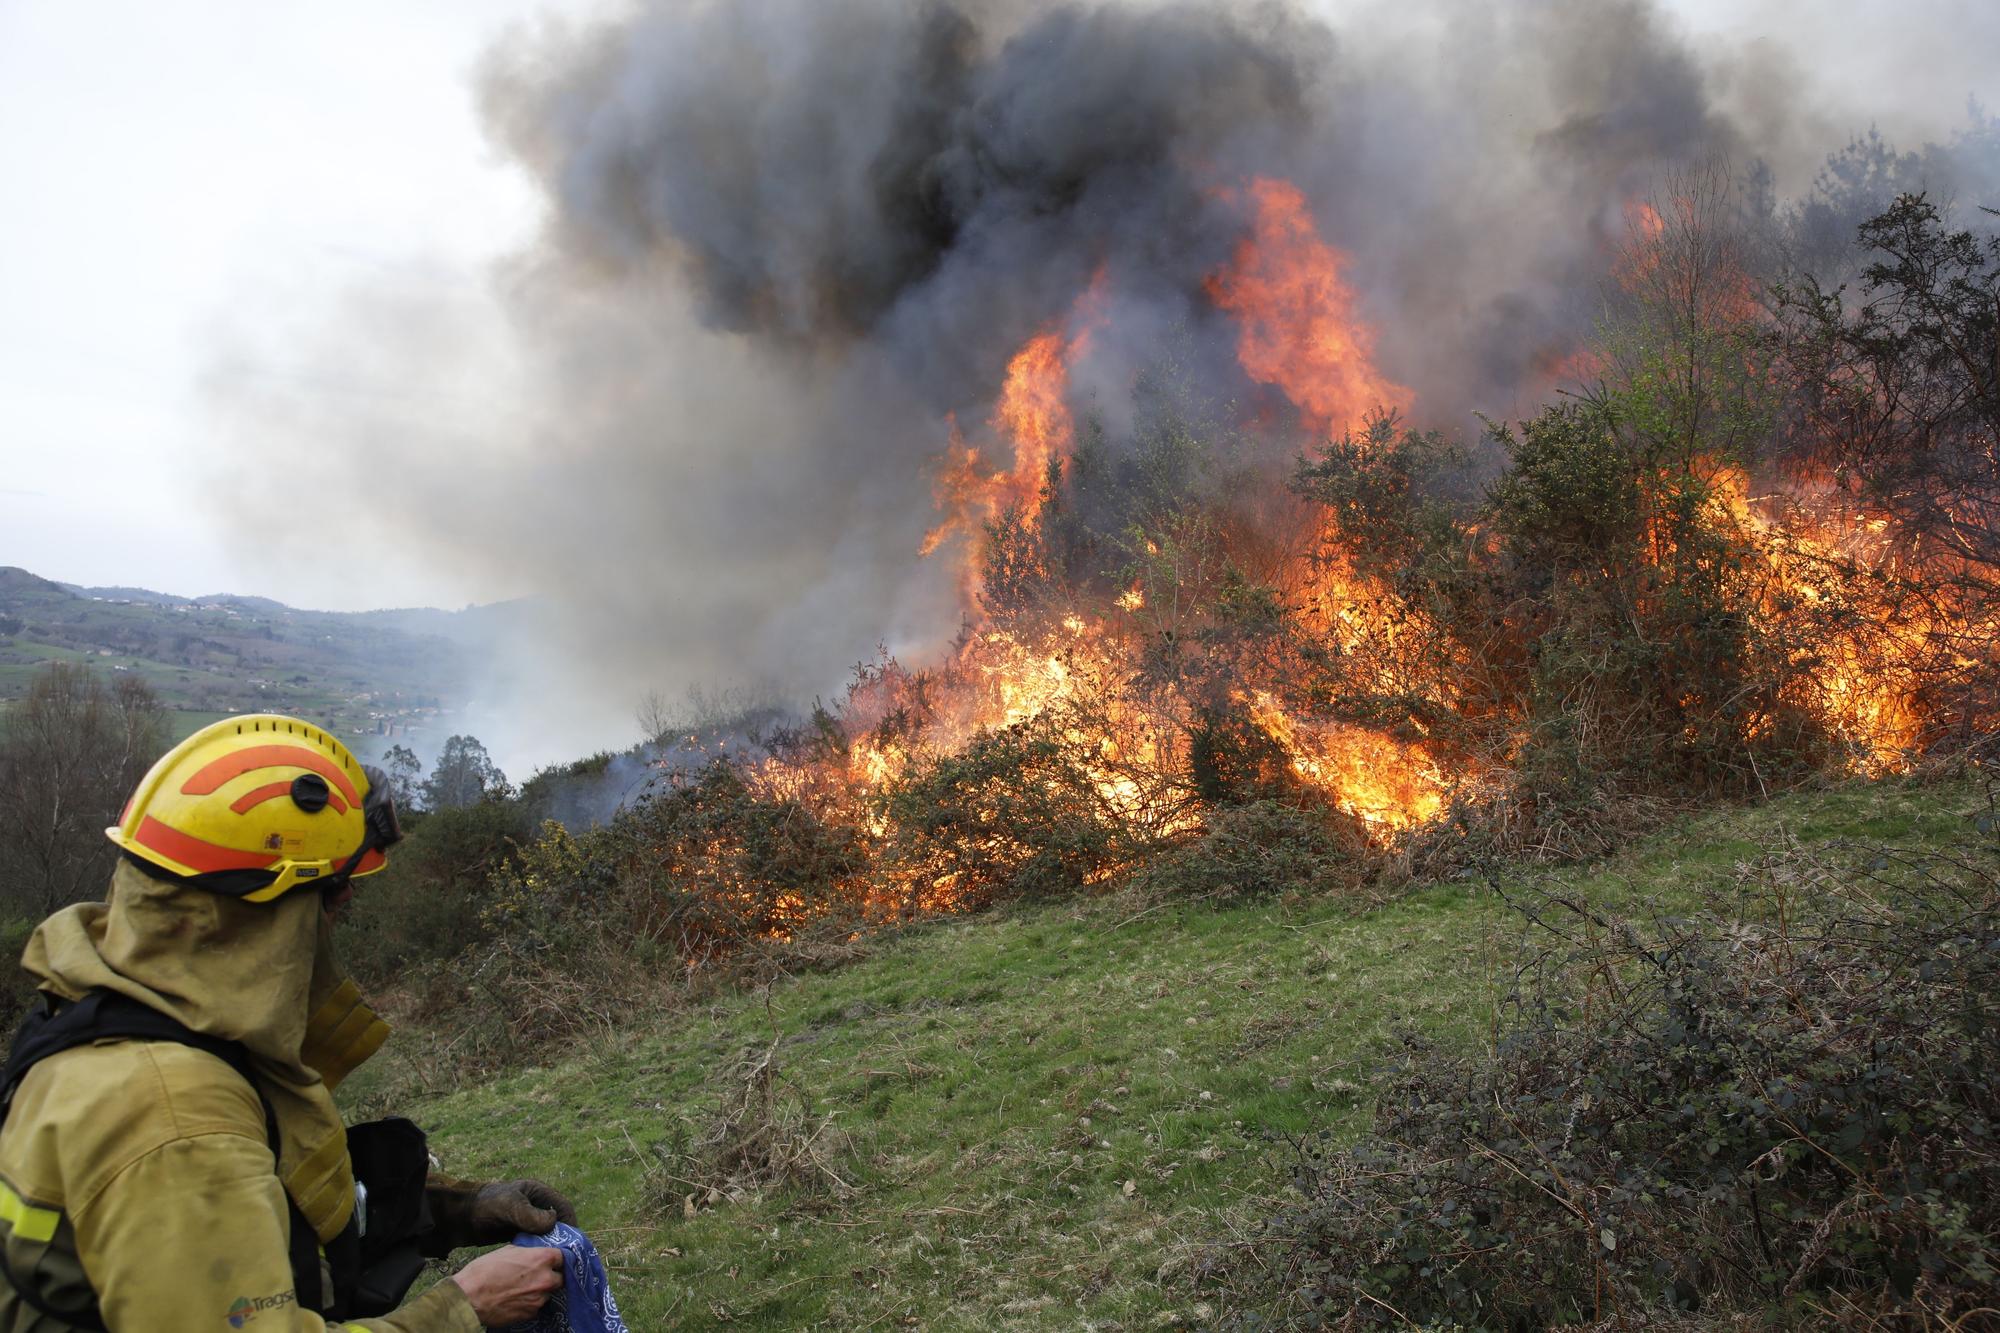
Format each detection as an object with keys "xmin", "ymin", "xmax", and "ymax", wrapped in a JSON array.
[
  {"xmin": 485, "ymin": 175, "xmax": 2000, "ymax": 955},
  {"xmin": 447, "ymin": 1, "xmax": 2000, "ymax": 951}
]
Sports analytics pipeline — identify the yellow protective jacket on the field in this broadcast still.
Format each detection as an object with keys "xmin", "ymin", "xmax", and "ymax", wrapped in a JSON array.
[{"xmin": 0, "ymin": 862, "xmax": 479, "ymax": 1332}]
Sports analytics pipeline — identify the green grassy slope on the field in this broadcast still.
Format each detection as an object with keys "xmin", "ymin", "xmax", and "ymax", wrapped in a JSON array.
[{"xmin": 343, "ymin": 778, "xmax": 1985, "ymax": 1329}]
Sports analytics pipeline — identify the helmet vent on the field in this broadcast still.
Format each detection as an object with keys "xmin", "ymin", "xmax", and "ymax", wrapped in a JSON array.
[{"xmin": 290, "ymin": 773, "xmax": 332, "ymax": 814}]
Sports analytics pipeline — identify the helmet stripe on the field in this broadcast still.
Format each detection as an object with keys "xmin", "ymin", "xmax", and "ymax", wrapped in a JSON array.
[
  {"xmin": 228, "ymin": 781, "xmax": 351, "ymax": 817},
  {"xmin": 179, "ymin": 745, "xmax": 362, "ymax": 807},
  {"xmin": 131, "ymin": 815, "xmax": 281, "ymax": 874}
]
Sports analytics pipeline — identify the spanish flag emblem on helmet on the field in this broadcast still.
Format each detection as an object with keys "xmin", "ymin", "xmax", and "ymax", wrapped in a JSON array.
[{"xmin": 105, "ymin": 715, "xmax": 403, "ymax": 902}]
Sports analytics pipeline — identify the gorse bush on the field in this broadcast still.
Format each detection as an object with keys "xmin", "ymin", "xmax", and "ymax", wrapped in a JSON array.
[
  {"xmin": 344, "ymin": 760, "xmax": 879, "ymax": 1071},
  {"xmin": 1770, "ymin": 192, "xmax": 2000, "ymax": 748},
  {"xmin": 1486, "ymin": 406, "xmax": 1794, "ymax": 792},
  {"xmin": 1287, "ymin": 387, "xmax": 1946, "ymax": 860},
  {"xmin": 565, "ymin": 760, "xmax": 870, "ymax": 953},
  {"xmin": 1228, "ymin": 834, "xmax": 2000, "ymax": 1328}
]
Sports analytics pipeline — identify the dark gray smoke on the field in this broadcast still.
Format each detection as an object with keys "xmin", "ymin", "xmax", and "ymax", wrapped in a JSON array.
[
  {"xmin": 478, "ymin": 0, "xmax": 1747, "ymax": 421},
  {"xmin": 202, "ymin": 0, "xmax": 1998, "ymax": 774},
  {"xmin": 481, "ymin": 0, "xmax": 1335, "ymax": 414}
]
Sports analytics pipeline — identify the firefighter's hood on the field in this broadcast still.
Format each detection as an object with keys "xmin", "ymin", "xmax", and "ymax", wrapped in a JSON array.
[{"xmin": 18, "ymin": 860, "xmax": 389, "ymax": 1240}]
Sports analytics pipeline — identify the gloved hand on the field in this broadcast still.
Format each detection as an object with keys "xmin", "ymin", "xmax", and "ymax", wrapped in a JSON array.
[
  {"xmin": 424, "ymin": 1176, "xmax": 578, "ymax": 1254},
  {"xmin": 473, "ymin": 1179, "xmax": 577, "ymax": 1238}
]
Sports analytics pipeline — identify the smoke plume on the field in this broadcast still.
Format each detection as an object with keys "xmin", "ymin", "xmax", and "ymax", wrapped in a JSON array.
[{"xmin": 203, "ymin": 0, "xmax": 1998, "ymax": 775}]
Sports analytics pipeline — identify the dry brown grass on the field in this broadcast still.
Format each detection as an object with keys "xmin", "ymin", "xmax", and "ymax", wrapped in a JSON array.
[{"xmin": 640, "ymin": 1038, "xmax": 854, "ymax": 1223}]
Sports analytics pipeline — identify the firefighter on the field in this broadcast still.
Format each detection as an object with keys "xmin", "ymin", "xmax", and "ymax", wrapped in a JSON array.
[{"xmin": 0, "ymin": 716, "xmax": 573, "ymax": 1330}]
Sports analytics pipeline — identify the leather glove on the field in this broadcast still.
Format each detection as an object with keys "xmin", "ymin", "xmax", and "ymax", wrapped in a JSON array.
[{"xmin": 424, "ymin": 1176, "xmax": 578, "ymax": 1254}]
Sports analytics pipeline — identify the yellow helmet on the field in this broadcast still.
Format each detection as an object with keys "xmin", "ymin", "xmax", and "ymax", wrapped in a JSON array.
[{"xmin": 105, "ymin": 715, "xmax": 403, "ymax": 903}]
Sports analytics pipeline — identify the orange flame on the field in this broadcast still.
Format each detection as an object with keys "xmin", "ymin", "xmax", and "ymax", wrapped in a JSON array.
[
  {"xmin": 992, "ymin": 329, "xmax": 1075, "ymax": 514},
  {"xmin": 1710, "ymin": 468, "xmax": 1933, "ymax": 772},
  {"xmin": 1612, "ymin": 199, "xmax": 1667, "ymax": 288},
  {"xmin": 1206, "ymin": 177, "xmax": 1412, "ymax": 437},
  {"xmin": 919, "ymin": 417, "xmax": 986, "ymax": 560},
  {"xmin": 1245, "ymin": 690, "xmax": 1446, "ymax": 831},
  {"xmin": 920, "ymin": 271, "xmax": 1107, "ymax": 566}
]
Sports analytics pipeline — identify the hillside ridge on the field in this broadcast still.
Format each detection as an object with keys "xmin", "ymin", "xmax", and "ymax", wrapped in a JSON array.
[{"xmin": 0, "ymin": 564, "xmax": 523, "ymax": 749}]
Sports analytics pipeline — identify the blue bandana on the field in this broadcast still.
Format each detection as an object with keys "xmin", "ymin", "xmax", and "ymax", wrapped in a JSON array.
[{"xmin": 498, "ymin": 1224, "xmax": 629, "ymax": 1333}]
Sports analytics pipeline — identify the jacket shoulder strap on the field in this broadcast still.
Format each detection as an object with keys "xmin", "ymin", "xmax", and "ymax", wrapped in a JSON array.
[{"xmin": 1, "ymin": 991, "xmax": 259, "ymax": 1116}]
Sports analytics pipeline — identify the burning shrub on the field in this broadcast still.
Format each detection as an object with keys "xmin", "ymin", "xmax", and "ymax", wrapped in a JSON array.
[
  {"xmin": 1225, "ymin": 835, "xmax": 2000, "ymax": 1328},
  {"xmin": 1286, "ymin": 374, "xmax": 1962, "ymax": 854},
  {"xmin": 1486, "ymin": 404, "xmax": 1799, "ymax": 793},
  {"xmin": 1771, "ymin": 192, "xmax": 2000, "ymax": 741},
  {"xmin": 567, "ymin": 760, "xmax": 873, "ymax": 957},
  {"xmin": 875, "ymin": 705, "xmax": 1169, "ymax": 910},
  {"xmin": 1773, "ymin": 194, "xmax": 2000, "ymax": 575},
  {"xmin": 1185, "ymin": 703, "xmax": 1301, "ymax": 806}
]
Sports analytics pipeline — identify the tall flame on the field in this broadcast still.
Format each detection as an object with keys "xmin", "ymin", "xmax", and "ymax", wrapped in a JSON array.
[
  {"xmin": 909, "ymin": 182, "xmax": 1450, "ymax": 845},
  {"xmin": 991, "ymin": 329, "xmax": 1075, "ymax": 515},
  {"xmin": 920, "ymin": 271, "xmax": 1106, "ymax": 566},
  {"xmin": 1206, "ymin": 178, "xmax": 1413, "ymax": 437}
]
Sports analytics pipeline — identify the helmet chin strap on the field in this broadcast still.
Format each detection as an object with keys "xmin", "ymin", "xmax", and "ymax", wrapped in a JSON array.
[
  {"xmin": 320, "ymin": 841, "xmax": 374, "ymax": 901},
  {"xmin": 321, "ymin": 764, "xmax": 406, "ymax": 905}
]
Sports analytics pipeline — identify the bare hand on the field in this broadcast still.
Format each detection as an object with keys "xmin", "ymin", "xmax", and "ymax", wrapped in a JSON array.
[{"xmin": 451, "ymin": 1245, "xmax": 564, "ymax": 1327}]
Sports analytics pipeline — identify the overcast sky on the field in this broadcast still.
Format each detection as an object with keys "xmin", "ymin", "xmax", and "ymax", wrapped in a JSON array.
[
  {"xmin": 2, "ymin": 0, "xmax": 1996, "ymax": 611},
  {"xmin": 0, "ymin": 0, "xmax": 548, "ymax": 605}
]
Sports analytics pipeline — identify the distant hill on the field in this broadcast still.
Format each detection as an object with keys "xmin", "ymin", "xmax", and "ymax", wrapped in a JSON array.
[
  {"xmin": 57, "ymin": 581, "xmax": 193, "ymax": 607},
  {"xmin": 0, "ymin": 566, "xmax": 521, "ymax": 750},
  {"xmin": 0, "ymin": 569, "xmax": 64, "ymax": 598}
]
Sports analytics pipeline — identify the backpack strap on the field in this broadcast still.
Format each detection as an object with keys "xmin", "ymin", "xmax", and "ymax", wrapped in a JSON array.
[
  {"xmin": 1, "ymin": 992, "xmax": 253, "ymax": 1117},
  {"xmin": 0, "ymin": 992, "xmax": 339, "ymax": 1321}
]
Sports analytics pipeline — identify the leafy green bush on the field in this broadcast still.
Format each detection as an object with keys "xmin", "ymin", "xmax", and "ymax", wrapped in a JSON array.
[
  {"xmin": 338, "ymin": 795, "xmax": 541, "ymax": 986},
  {"xmin": 389, "ymin": 819, "xmax": 642, "ymax": 1072},
  {"xmin": 1229, "ymin": 835, "xmax": 2000, "ymax": 1328}
]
